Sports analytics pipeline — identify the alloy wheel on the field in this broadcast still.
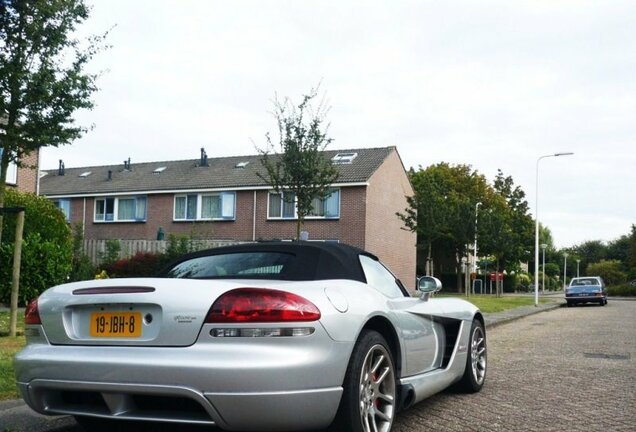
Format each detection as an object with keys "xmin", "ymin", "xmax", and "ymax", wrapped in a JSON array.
[
  {"xmin": 470, "ymin": 325, "xmax": 487, "ymax": 385},
  {"xmin": 359, "ymin": 344, "xmax": 395, "ymax": 432}
]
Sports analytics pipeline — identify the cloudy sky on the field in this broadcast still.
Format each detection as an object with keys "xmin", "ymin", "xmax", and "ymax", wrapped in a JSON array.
[{"xmin": 41, "ymin": 0, "xmax": 635, "ymax": 248}]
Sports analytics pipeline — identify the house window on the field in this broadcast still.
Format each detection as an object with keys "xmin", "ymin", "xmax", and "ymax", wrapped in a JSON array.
[
  {"xmin": 174, "ymin": 192, "xmax": 236, "ymax": 221},
  {"xmin": 268, "ymin": 189, "xmax": 340, "ymax": 219},
  {"xmin": 0, "ymin": 148, "xmax": 18, "ymax": 185},
  {"xmin": 53, "ymin": 199, "xmax": 71, "ymax": 222},
  {"xmin": 332, "ymin": 152, "xmax": 357, "ymax": 164},
  {"xmin": 95, "ymin": 196, "xmax": 147, "ymax": 222}
]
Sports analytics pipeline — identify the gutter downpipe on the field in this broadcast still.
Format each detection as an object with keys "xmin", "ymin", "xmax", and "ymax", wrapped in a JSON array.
[{"xmin": 252, "ymin": 190, "xmax": 257, "ymax": 241}]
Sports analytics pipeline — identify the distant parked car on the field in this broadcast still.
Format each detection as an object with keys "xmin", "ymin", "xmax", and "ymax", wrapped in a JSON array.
[{"xmin": 565, "ymin": 277, "xmax": 607, "ymax": 307}]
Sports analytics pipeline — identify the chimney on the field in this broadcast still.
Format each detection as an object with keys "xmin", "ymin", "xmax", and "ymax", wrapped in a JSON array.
[
  {"xmin": 127, "ymin": 157, "xmax": 131, "ymax": 170},
  {"xmin": 200, "ymin": 147, "xmax": 209, "ymax": 167},
  {"xmin": 58, "ymin": 160, "xmax": 65, "ymax": 176},
  {"xmin": 107, "ymin": 170, "xmax": 112, "ymax": 181},
  {"xmin": 123, "ymin": 157, "xmax": 132, "ymax": 170}
]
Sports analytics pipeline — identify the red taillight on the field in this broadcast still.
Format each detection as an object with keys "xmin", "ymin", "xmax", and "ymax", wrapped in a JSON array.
[
  {"xmin": 206, "ymin": 288, "xmax": 321, "ymax": 323},
  {"xmin": 25, "ymin": 298, "xmax": 41, "ymax": 325}
]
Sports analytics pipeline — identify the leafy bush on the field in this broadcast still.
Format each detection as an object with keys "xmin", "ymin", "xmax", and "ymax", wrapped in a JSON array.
[
  {"xmin": 0, "ymin": 190, "xmax": 72, "ymax": 305},
  {"xmin": 587, "ymin": 260, "xmax": 627, "ymax": 286},
  {"xmin": 607, "ymin": 284, "xmax": 636, "ymax": 297},
  {"xmin": 544, "ymin": 263, "xmax": 560, "ymax": 277},
  {"xmin": 103, "ymin": 252, "xmax": 167, "ymax": 278},
  {"xmin": 68, "ymin": 223, "xmax": 96, "ymax": 282},
  {"xmin": 165, "ymin": 234, "xmax": 190, "ymax": 260},
  {"xmin": 100, "ymin": 239, "xmax": 121, "ymax": 267}
]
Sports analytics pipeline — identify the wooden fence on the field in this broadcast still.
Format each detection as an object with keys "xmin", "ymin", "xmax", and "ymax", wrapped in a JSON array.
[{"xmin": 83, "ymin": 239, "xmax": 244, "ymax": 265}]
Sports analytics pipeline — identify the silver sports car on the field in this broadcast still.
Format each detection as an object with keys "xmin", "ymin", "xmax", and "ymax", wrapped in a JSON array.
[{"xmin": 15, "ymin": 242, "xmax": 487, "ymax": 432}]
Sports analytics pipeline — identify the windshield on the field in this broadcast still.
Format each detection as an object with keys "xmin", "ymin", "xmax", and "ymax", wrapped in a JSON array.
[{"xmin": 165, "ymin": 252, "xmax": 296, "ymax": 279}]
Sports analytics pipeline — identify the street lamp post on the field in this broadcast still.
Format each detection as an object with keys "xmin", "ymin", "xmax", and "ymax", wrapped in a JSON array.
[
  {"xmin": 473, "ymin": 202, "xmax": 482, "ymax": 294},
  {"xmin": 563, "ymin": 252, "xmax": 568, "ymax": 290},
  {"xmin": 541, "ymin": 243, "xmax": 548, "ymax": 293},
  {"xmin": 534, "ymin": 152, "xmax": 574, "ymax": 306},
  {"xmin": 576, "ymin": 259, "xmax": 581, "ymax": 278}
]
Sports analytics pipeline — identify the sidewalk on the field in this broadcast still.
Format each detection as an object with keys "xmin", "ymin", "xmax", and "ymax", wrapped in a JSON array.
[{"xmin": 483, "ymin": 300, "xmax": 562, "ymax": 328}]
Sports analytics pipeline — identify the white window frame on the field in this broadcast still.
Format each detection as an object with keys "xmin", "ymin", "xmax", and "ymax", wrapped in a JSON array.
[
  {"xmin": 267, "ymin": 189, "xmax": 340, "ymax": 220},
  {"xmin": 94, "ymin": 196, "xmax": 147, "ymax": 223},
  {"xmin": 173, "ymin": 192, "xmax": 236, "ymax": 221},
  {"xmin": 53, "ymin": 199, "xmax": 71, "ymax": 222}
]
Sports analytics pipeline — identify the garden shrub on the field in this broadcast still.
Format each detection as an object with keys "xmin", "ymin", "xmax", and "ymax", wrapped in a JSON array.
[
  {"xmin": 0, "ymin": 190, "xmax": 72, "ymax": 305},
  {"xmin": 587, "ymin": 260, "xmax": 627, "ymax": 286},
  {"xmin": 68, "ymin": 223, "xmax": 96, "ymax": 282},
  {"xmin": 607, "ymin": 284, "xmax": 636, "ymax": 297},
  {"xmin": 103, "ymin": 252, "xmax": 167, "ymax": 278}
]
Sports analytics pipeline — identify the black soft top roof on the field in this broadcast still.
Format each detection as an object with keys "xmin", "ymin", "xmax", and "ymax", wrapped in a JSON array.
[{"xmin": 161, "ymin": 241, "xmax": 376, "ymax": 282}]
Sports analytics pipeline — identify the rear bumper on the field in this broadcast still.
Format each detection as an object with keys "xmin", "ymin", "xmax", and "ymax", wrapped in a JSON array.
[
  {"xmin": 565, "ymin": 295, "xmax": 606, "ymax": 302},
  {"xmin": 15, "ymin": 324, "xmax": 351, "ymax": 431},
  {"xmin": 17, "ymin": 379, "xmax": 342, "ymax": 431}
]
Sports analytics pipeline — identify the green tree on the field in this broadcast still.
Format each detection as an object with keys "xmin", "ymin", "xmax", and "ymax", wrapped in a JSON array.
[
  {"xmin": 0, "ymin": 0, "xmax": 108, "ymax": 242},
  {"xmin": 258, "ymin": 88, "xmax": 338, "ymax": 240},
  {"xmin": 398, "ymin": 163, "xmax": 489, "ymax": 291},
  {"xmin": 397, "ymin": 165, "xmax": 452, "ymax": 276},
  {"xmin": 629, "ymin": 224, "xmax": 636, "ymax": 270},
  {"xmin": 571, "ymin": 240, "xmax": 608, "ymax": 275},
  {"xmin": 479, "ymin": 170, "xmax": 534, "ymax": 296},
  {"xmin": 544, "ymin": 262, "xmax": 560, "ymax": 278},
  {"xmin": 587, "ymin": 260, "xmax": 627, "ymax": 286}
]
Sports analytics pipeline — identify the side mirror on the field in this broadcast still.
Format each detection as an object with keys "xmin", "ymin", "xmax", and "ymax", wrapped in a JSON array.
[{"xmin": 417, "ymin": 276, "xmax": 442, "ymax": 294}]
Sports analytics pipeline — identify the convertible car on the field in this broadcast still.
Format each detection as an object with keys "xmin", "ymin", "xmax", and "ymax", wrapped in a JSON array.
[{"xmin": 15, "ymin": 242, "xmax": 487, "ymax": 432}]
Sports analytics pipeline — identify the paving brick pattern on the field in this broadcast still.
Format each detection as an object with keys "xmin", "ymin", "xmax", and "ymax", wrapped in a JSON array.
[{"xmin": 393, "ymin": 301, "xmax": 636, "ymax": 432}]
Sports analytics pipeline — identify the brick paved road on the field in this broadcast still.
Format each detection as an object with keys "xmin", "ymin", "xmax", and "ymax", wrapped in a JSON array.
[
  {"xmin": 2, "ymin": 301, "xmax": 634, "ymax": 432},
  {"xmin": 393, "ymin": 300, "xmax": 636, "ymax": 432}
]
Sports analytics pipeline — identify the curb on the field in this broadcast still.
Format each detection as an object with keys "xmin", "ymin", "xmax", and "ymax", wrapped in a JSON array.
[{"xmin": 484, "ymin": 302, "xmax": 563, "ymax": 329}]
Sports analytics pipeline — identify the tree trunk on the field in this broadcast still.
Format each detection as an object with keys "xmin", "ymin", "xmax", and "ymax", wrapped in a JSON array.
[
  {"xmin": 9, "ymin": 209, "xmax": 25, "ymax": 337},
  {"xmin": 426, "ymin": 242, "xmax": 432, "ymax": 276},
  {"xmin": 456, "ymin": 261, "xmax": 463, "ymax": 293}
]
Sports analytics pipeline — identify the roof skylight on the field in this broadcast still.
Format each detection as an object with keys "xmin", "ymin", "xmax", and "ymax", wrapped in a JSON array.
[
  {"xmin": 332, "ymin": 152, "xmax": 358, "ymax": 164},
  {"xmin": 234, "ymin": 161, "xmax": 249, "ymax": 169},
  {"xmin": 153, "ymin": 166, "xmax": 167, "ymax": 173},
  {"xmin": 79, "ymin": 171, "xmax": 92, "ymax": 178}
]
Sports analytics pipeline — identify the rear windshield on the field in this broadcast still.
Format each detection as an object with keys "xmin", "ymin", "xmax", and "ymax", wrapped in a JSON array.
[
  {"xmin": 570, "ymin": 278, "xmax": 600, "ymax": 286},
  {"xmin": 164, "ymin": 252, "xmax": 296, "ymax": 279}
]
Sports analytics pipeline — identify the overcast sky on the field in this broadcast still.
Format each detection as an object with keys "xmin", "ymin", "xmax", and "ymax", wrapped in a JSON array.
[{"xmin": 40, "ymin": 0, "xmax": 635, "ymax": 249}]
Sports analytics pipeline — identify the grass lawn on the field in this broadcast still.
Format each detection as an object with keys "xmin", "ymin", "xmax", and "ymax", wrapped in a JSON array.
[
  {"xmin": 0, "ymin": 311, "xmax": 25, "ymax": 401},
  {"xmin": 437, "ymin": 294, "xmax": 550, "ymax": 313}
]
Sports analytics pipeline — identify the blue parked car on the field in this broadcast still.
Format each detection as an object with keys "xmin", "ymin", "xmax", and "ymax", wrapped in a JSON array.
[{"xmin": 565, "ymin": 277, "xmax": 608, "ymax": 307}]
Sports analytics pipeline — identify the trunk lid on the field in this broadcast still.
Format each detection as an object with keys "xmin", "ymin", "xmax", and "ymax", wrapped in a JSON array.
[{"xmin": 37, "ymin": 278, "xmax": 244, "ymax": 346}]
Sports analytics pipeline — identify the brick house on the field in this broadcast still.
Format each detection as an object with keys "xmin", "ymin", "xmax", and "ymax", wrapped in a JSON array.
[
  {"xmin": 0, "ymin": 148, "xmax": 40, "ymax": 194},
  {"xmin": 40, "ymin": 146, "xmax": 416, "ymax": 287}
]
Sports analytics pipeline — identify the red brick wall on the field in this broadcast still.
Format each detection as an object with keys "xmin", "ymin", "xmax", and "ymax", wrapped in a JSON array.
[
  {"xmin": 364, "ymin": 150, "xmax": 416, "ymax": 290},
  {"xmin": 68, "ymin": 187, "xmax": 367, "ymax": 247},
  {"xmin": 252, "ymin": 187, "xmax": 367, "ymax": 247},
  {"xmin": 11, "ymin": 149, "xmax": 39, "ymax": 194}
]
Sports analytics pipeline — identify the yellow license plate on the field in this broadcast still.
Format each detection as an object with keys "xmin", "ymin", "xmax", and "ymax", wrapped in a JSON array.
[{"xmin": 90, "ymin": 312, "xmax": 142, "ymax": 338}]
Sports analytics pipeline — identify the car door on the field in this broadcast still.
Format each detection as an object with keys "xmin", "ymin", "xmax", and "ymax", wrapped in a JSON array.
[{"xmin": 359, "ymin": 256, "xmax": 445, "ymax": 376}]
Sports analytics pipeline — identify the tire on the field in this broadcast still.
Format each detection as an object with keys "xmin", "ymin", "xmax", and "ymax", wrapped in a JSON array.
[
  {"xmin": 456, "ymin": 319, "xmax": 487, "ymax": 393},
  {"xmin": 600, "ymin": 299, "xmax": 607, "ymax": 306},
  {"xmin": 331, "ymin": 330, "xmax": 397, "ymax": 432},
  {"xmin": 566, "ymin": 301, "xmax": 572, "ymax": 307}
]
